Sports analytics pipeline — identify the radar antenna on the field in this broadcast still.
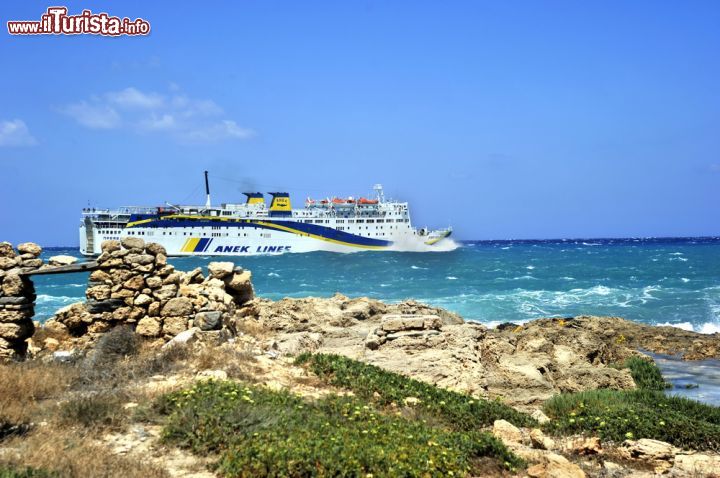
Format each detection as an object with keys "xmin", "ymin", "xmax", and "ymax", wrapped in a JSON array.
[{"xmin": 373, "ymin": 184, "xmax": 385, "ymax": 203}]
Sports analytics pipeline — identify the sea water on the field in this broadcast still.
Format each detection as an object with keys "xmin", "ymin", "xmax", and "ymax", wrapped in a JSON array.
[
  {"xmin": 34, "ymin": 237, "xmax": 720, "ymax": 331},
  {"xmin": 31, "ymin": 237, "xmax": 720, "ymax": 403}
]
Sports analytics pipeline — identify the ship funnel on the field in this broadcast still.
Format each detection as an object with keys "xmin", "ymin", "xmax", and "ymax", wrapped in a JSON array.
[
  {"xmin": 204, "ymin": 171, "xmax": 211, "ymax": 208},
  {"xmin": 243, "ymin": 192, "xmax": 265, "ymax": 205},
  {"xmin": 268, "ymin": 192, "xmax": 291, "ymax": 217}
]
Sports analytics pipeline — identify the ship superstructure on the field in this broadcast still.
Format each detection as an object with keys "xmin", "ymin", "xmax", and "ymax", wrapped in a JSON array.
[{"xmin": 79, "ymin": 173, "xmax": 452, "ymax": 256}]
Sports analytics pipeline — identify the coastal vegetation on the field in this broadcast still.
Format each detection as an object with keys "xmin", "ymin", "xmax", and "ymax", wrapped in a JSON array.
[
  {"xmin": 543, "ymin": 358, "xmax": 720, "ymax": 451},
  {"xmin": 294, "ymin": 352, "xmax": 536, "ymax": 429},
  {"xmin": 159, "ymin": 379, "xmax": 524, "ymax": 476}
]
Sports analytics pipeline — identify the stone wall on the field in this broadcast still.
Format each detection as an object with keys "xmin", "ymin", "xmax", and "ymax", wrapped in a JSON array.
[
  {"xmin": 0, "ymin": 242, "xmax": 44, "ymax": 360},
  {"xmin": 47, "ymin": 238, "xmax": 254, "ymax": 341}
]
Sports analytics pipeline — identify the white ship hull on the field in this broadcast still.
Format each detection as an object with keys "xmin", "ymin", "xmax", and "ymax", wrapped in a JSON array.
[
  {"xmin": 79, "ymin": 182, "xmax": 453, "ymax": 256},
  {"xmin": 80, "ymin": 221, "xmax": 453, "ymax": 256}
]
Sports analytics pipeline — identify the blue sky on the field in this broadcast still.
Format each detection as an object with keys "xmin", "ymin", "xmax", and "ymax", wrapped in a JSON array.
[{"xmin": 1, "ymin": 1, "xmax": 718, "ymax": 245}]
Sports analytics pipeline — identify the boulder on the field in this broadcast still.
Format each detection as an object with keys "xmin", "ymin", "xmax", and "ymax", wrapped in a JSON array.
[
  {"xmin": 492, "ymin": 419, "xmax": 523, "ymax": 446},
  {"xmin": 145, "ymin": 276, "xmax": 163, "ymax": 289},
  {"xmin": 0, "ymin": 256, "xmax": 18, "ymax": 270},
  {"xmin": 48, "ymin": 255, "xmax": 78, "ymax": 266},
  {"xmin": 0, "ymin": 320, "xmax": 34, "ymax": 340},
  {"xmin": 101, "ymin": 240, "xmax": 122, "ymax": 253},
  {"xmin": 134, "ymin": 294, "xmax": 153, "ymax": 307},
  {"xmin": 120, "ymin": 237, "xmax": 145, "ymax": 250},
  {"xmin": 161, "ymin": 297, "xmax": 193, "ymax": 317},
  {"xmin": 136, "ymin": 317, "xmax": 162, "ymax": 337},
  {"xmin": 0, "ymin": 242, "xmax": 15, "ymax": 258},
  {"xmin": 17, "ymin": 242, "xmax": 42, "ymax": 257},
  {"xmin": 123, "ymin": 275, "xmax": 145, "ymax": 291},
  {"xmin": 124, "ymin": 254, "xmax": 155, "ymax": 266},
  {"xmin": 162, "ymin": 327, "xmax": 200, "ymax": 349},
  {"xmin": 153, "ymin": 284, "xmax": 178, "ymax": 301},
  {"xmin": 2, "ymin": 274, "xmax": 25, "ymax": 296},
  {"xmin": 194, "ymin": 311, "xmax": 222, "ymax": 331},
  {"xmin": 162, "ymin": 316, "xmax": 188, "ymax": 336},
  {"xmin": 208, "ymin": 262, "xmax": 235, "ymax": 279},
  {"xmin": 673, "ymin": 453, "xmax": 720, "ymax": 476},
  {"xmin": 145, "ymin": 242, "xmax": 167, "ymax": 256}
]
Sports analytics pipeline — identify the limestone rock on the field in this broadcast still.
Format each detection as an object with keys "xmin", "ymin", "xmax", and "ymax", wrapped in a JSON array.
[
  {"xmin": 162, "ymin": 316, "xmax": 188, "ymax": 336},
  {"xmin": 123, "ymin": 275, "xmax": 145, "ymax": 291},
  {"xmin": 124, "ymin": 253, "xmax": 155, "ymax": 266},
  {"xmin": 208, "ymin": 261, "xmax": 235, "ymax": 279},
  {"xmin": 136, "ymin": 317, "xmax": 162, "ymax": 337},
  {"xmin": 0, "ymin": 242, "xmax": 15, "ymax": 258},
  {"xmin": 48, "ymin": 255, "xmax": 78, "ymax": 266},
  {"xmin": 195, "ymin": 311, "xmax": 222, "ymax": 331},
  {"xmin": 162, "ymin": 327, "xmax": 200, "ymax": 349},
  {"xmin": 145, "ymin": 242, "xmax": 167, "ymax": 256},
  {"xmin": 134, "ymin": 294, "xmax": 153, "ymax": 307},
  {"xmin": 673, "ymin": 453, "xmax": 720, "ymax": 476},
  {"xmin": 2, "ymin": 274, "xmax": 25, "ymax": 296},
  {"xmin": 492, "ymin": 419, "xmax": 523, "ymax": 446},
  {"xmin": 152, "ymin": 284, "xmax": 178, "ymax": 302},
  {"xmin": 17, "ymin": 242, "xmax": 42, "ymax": 257},
  {"xmin": 161, "ymin": 297, "xmax": 193, "ymax": 317},
  {"xmin": 145, "ymin": 276, "xmax": 162, "ymax": 289},
  {"xmin": 120, "ymin": 237, "xmax": 145, "ymax": 250},
  {"xmin": 530, "ymin": 428, "xmax": 555, "ymax": 450},
  {"xmin": 101, "ymin": 240, "xmax": 122, "ymax": 253}
]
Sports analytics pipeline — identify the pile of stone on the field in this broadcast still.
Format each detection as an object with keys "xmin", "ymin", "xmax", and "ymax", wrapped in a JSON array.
[
  {"xmin": 0, "ymin": 242, "xmax": 44, "ymax": 360},
  {"xmin": 47, "ymin": 238, "xmax": 254, "ymax": 341},
  {"xmin": 365, "ymin": 314, "xmax": 443, "ymax": 349}
]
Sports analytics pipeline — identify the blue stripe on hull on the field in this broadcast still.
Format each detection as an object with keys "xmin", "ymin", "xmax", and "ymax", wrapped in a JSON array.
[{"xmin": 126, "ymin": 217, "xmax": 392, "ymax": 248}]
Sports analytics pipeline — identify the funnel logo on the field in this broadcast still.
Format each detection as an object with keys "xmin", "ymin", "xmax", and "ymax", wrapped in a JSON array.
[{"xmin": 7, "ymin": 7, "xmax": 151, "ymax": 36}]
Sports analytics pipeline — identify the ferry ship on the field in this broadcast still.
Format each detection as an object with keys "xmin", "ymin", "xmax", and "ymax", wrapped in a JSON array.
[{"xmin": 79, "ymin": 172, "xmax": 453, "ymax": 256}]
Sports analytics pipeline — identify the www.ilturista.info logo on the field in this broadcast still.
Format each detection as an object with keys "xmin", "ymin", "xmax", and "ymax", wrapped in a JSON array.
[{"xmin": 7, "ymin": 7, "xmax": 150, "ymax": 36}]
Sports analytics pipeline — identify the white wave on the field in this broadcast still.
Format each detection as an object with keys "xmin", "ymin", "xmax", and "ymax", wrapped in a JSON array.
[
  {"xmin": 670, "ymin": 257, "xmax": 689, "ymax": 262},
  {"xmin": 681, "ymin": 278, "xmax": 690, "ymax": 283},
  {"xmin": 410, "ymin": 265, "xmax": 428, "ymax": 270},
  {"xmin": 582, "ymin": 242, "xmax": 602, "ymax": 246},
  {"xmin": 526, "ymin": 265, "xmax": 535, "ymax": 270},
  {"xmin": 35, "ymin": 294, "xmax": 81, "ymax": 305},
  {"xmin": 446, "ymin": 276, "xmax": 458, "ymax": 280},
  {"xmin": 562, "ymin": 277, "xmax": 575, "ymax": 281},
  {"xmin": 669, "ymin": 252, "xmax": 684, "ymax": 256},
  {"xmin": 501, "ymin": 246, "xmax": 511, "ymax": 250},
  {"xmin": 657, "ymin": 321, "xmax": 720, "ymax": 334},
  {"xmin": 267, "ymin": 272, "xmax": 280, "ymax": 277}
]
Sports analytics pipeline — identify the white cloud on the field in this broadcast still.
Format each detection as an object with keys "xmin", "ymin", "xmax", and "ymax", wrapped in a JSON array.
[
  {"xmin": 62, "ymin": 86, "xmax": 253, "ymax": 143},
  {"xmin": 62, "ymin": 101, "xmax": 121, "ymax": 129},
  {"xmin": 106, "ymin": 87, "xmax": 164, "ymax": 109},
  {"xmin": 184, "ymin": 120, "xmax": 256, "ymax": 143},
  {"xmin": 0, "ymin": 119, "xmax": 37, "ymax": 146}
]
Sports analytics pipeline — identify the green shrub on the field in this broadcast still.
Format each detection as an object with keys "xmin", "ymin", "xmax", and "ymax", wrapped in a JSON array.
[
  {"xmin": 295, "ymin": 353, "xmax": 535, "ymax": 429},
  {"xmin": 543, "ymin": 389, "xmax": 720, "ymax": 451},
  {"xmin": 160, "ymin": 380, "xmax": 524, "ymax": 476},
  {"xmin": 58, "ymin": 393, "xmax": 127, "ymax": 429},
  {"xmin": 623, "ymin": 357, "xmax": 671, "ymax": 390},
  {"xmin": 0, "ymin": 466, "xmax": 56, "ymax": 478}
]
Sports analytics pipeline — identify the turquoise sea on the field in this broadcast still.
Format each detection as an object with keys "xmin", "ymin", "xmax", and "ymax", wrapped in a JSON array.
[
  {"xmin": 31, "ymin": 237, "xmax": 720, "ymax": 404},
  {"xmin": 35, "ymin": 237, "xmax": 720, "ymax": 331}
]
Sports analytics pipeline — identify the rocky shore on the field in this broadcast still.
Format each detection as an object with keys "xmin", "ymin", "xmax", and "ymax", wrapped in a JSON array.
[{"xmin": 1, "ymin": 239, "xmax": 719, "ymax": 477}]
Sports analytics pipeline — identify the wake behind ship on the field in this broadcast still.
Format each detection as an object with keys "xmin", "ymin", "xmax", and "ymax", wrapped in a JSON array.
[{"xmin": 79, "ymin": 173, "xmax": 453, "ymax": 256}]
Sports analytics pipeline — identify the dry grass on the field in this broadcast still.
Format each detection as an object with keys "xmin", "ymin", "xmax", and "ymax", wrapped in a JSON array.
[
  {"xmin": 1, "ymin": 428, "xmax": 168, "ymax": 478},
  {"xmin": 0, "ymin": 362, "xmax": 76, "ymax": 424}
]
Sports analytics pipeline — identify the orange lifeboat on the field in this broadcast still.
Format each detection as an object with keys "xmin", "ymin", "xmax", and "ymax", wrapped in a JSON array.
[{"xmin": 358, "ymin": 197, "xmax": 379, "ymax": 205}]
